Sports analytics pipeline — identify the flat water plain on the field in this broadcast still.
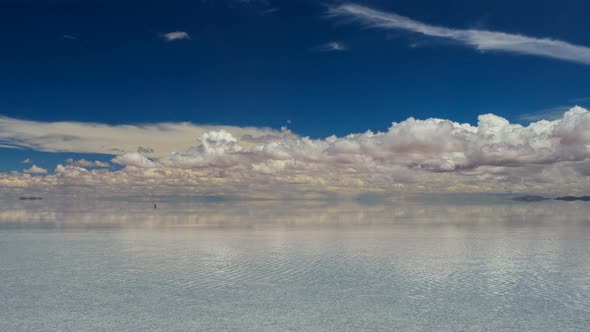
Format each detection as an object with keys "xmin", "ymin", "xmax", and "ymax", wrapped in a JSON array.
[{"xmin": 1, "ymin": 198, "xmax": 589, "ymax": 331}]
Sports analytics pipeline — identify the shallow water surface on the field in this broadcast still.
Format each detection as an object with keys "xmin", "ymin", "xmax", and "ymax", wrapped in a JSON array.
[{"xmin": 1, "ymin": 199, "xmax": 589, "ymax": 331}]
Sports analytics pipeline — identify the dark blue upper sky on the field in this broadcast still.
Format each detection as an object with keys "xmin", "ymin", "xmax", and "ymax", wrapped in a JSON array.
[{"xmin": 1, "ymin": 0, "xmax": 589, "ymax": 140}]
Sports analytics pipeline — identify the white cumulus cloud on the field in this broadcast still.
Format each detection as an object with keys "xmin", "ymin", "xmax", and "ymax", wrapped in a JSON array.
[
  {"xmin": 23, "ymin": 165, "xmax": 48, "ymax": 174},
  {"xmin": 112, "ymin": 153, "xmax": 157, "ymax": 169},
  {"xmin": 2, "ymin": 107, "xmax": 590, "ymax": 196}
]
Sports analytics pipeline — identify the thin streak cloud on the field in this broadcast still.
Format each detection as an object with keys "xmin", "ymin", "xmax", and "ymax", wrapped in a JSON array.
[
  {"xmin": 62, "ymin": 34, "xmax": 78, "ymax": 40},
  {"xmin": 329, "ymin": 3, "xmax": 590, "ymax": 65},
  {"xmin": 0, "ymin": 116, "xmax": 279, "ymax": 157},
  {"xmin": 316, "ymin": 41, "xmax": 350, "ymax": 52},
  {"xmin": 517, "ymin": 105, "xmax": 572, "ymax": 123},
  {"xmin": 160, "ymin": 31, "xmax": 191, "ymax": 42}
]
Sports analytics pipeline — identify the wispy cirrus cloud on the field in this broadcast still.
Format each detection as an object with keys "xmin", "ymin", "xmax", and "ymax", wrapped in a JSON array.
[
  {"xmin": 315, "ymin": 41, "xmax": 350, "ymax": 52},
  {"xmin": 209, "ymin": 0, "xmax": 277, "ymax": 15},
  {"xmin": 517, "ymin": 105, "xmax": 573, "ymax": 123},
  {"xmin": 328, "ymin": 3, "xmax": 590, "ymax": 65},
  {"xmin": 160, "ymin": 31, "xmax": 191, "ymax": 42},
  {"xmin": 62, "ymin": 34, "xmax": 78, "ymax": 41},
  {"xmin": 569, "ymin": 97, "xmax": 590, "ymax": 103}
]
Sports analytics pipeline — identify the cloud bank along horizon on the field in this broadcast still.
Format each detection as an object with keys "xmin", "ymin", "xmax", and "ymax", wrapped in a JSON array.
[{"xmin": 1, "ymin": 106, "xmax": 590, "ymax": 196}]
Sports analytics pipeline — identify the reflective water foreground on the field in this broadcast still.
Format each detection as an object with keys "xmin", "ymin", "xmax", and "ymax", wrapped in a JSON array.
[{"xmin": 1, "ymin": 197, "xmax": 590, "ymax": 331}]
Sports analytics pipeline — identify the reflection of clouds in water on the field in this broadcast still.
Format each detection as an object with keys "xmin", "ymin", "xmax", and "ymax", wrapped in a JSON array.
[
  {"xmin": 2, "ymin": 199, "xmax": 590, "ymax": 330},
  {"xmin": 1, "ymin": 198, "xmax": 590, "ymax": 229}
]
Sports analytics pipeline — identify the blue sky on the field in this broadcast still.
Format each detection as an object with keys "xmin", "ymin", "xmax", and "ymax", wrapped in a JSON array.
[
  {"xmin": 1, "ymin": 0, "xmax": 590, "ymax": 196},
  {"xmin": 2, "ymin": 0, "xmax": 589, "ymax": 129}
]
